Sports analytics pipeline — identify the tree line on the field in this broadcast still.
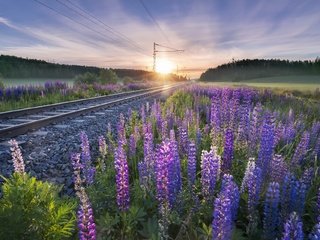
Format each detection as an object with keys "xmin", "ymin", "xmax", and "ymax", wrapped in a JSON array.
[
  {"xmin": 200, "ymin": 58, "xmax": 320, "ymax": 82},
  {"xmin": 0, "ymin": 55, "xmax": 186, "ymax": 82}
]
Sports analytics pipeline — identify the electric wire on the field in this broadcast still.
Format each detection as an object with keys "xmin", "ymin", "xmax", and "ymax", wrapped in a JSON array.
[
  {"xmin": 33, "ymin": 0, "xmax": 150, "ymax": 57},
  {"xmin": 138, "ymin": 0, "xmax": 171, "ymax": 44}
]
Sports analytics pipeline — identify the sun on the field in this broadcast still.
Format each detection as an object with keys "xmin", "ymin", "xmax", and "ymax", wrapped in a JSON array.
[{"xmin": 155, "ymin": 59, "xmax": 175, "ymax": 74}]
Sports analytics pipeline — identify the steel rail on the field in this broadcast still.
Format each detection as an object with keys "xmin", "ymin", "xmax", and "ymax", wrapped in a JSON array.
[
  {"xmin": 0, "ymin": 84, "xmax": 181, "ymax": 140},
  {"xmin": 0, "ymin": 85, "xmax": 171, "ymax": 119}
]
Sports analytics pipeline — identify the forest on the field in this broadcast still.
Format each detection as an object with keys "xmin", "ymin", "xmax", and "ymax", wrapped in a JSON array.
[
  {"xmin": 0, "ymin": 55, "xmax": 185, "ymax": 82},
  {"xmin": 200, "ymin": 58, "xmax": 320, "ymax": 82}
]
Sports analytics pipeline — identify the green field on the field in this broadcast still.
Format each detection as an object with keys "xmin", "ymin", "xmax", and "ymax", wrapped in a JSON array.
[
  {"xmin": 201, "ymin": 75, "xmax": 320, "ymax": 91},
  {"xmin": 2, "ymin": 78, "xmax": 74, "ymax": 87}
]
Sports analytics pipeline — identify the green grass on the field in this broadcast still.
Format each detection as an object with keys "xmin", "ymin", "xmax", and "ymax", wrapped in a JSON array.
[
  {"xmin": 0, "ymin": 93, "xmax": 86, "ymax": 112},
  {"xmin": 200, "ymin": 75, "xmax": 320, "ymax": 91},
  {"xmin": 2, "ymin": 78, "xmax": 74, "ymax": 87}
]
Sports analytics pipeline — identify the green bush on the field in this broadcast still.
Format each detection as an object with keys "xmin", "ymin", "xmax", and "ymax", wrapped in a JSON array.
[
  {"xmin": 0, "ymin": 73, "xmax": 4, "ymax": 89},
  {"xmin": 98, "ymin": 69, "xmax": 118, "ymax": 84},
  {"xmin": 0, "ymin": 173, "xmax": 76, "ymax": 240},
  {"xmin": 74, "ymin": 72, "xmax": 98, "ymax": 85}
]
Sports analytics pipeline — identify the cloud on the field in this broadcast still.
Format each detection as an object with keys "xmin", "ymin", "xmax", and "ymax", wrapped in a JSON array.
[{"xmin": 0, "ymin": 0, "xmax": 320, "ymax": 78}]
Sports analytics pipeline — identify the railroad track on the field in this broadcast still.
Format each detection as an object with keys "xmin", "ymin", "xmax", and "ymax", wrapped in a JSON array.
[{"xmin": 0, "ymin": 83, "xmax": 182, "ymax": 140}]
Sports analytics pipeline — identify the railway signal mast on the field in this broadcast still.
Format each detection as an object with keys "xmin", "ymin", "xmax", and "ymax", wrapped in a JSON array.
[{"xmin": 153, "ymin": 42, "xmax": 184, "ymax": 72}]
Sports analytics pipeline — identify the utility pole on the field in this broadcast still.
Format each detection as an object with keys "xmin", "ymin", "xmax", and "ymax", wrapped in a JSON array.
[
  {"xmin": 153, "ymin": 42, "xmax": 184, "ymax": 72},
  {"xmin": 153, "ymin": 42, "xmax": 156, "ymax": 72}
]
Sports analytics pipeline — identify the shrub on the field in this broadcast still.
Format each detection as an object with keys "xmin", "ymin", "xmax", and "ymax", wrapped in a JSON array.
[
  {"xmin": 0, "ymin": 173, "xmax": 76, "ymax": 240},
  {"xmin": 74, "ymin": 72, "xmax": 98, "ymax": 85},
  {"xmin": 98, "ymin": 69, "xmax": 119, "ymax": 84}
]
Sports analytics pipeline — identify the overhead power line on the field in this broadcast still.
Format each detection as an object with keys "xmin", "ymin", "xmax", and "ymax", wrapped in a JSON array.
[
  {"xmin": 33, "ymin": 0, "xmax": 150, "ymax": 57},
  {"xmin": 61, "ymin": 0, "xmax": 149, "ymax": 55},
  {"xmin": 138, "ymin": 0, "xmax": 171, "ymax": 44}
]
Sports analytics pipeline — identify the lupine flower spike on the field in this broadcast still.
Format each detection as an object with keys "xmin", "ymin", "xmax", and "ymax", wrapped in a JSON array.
[{"xmin": 8, "ymin": 139, "xmax": 25, "ymax": 174}]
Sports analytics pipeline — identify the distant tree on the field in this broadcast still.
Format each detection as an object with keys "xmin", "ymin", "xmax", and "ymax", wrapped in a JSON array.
[
  {"xmin": 99, "ymin": 69, "xmax": 118, "ymax": 84},
  {"xmin": 122, "ymin": 76, "xmax": 134, "ymax": 83},
  {"xmin": 74, "ymin": 72, "xmax": 98, "ymax": 85},
  {"xmin": 0, "ymin": 73, "xmax": 4, "ymax": 89},
  {"xmin": 200, "ymin": 58, "xmax": 320, "ymax": 82}
]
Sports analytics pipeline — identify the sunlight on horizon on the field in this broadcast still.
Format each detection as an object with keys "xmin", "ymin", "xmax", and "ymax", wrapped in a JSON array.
[{"xmin": 155, "ymin": 59, "xmax": 175, "ymax": 74}]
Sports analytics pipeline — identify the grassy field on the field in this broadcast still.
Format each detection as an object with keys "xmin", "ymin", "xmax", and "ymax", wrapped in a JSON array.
[
  {"xmin": 1, "ymin": 78, "xmax": 74, "ymax": 87},
  {"xmin": 201, "ymin": 75, "xmax": 320, "ymax": 91}
]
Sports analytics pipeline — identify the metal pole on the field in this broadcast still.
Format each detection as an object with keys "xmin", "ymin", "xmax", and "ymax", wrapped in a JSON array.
[{"xmin": 153, "ymin": 42, "xmax": 156, "ymax": 72}]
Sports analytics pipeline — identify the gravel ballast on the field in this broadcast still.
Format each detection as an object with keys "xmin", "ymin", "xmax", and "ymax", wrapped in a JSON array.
[{"xmin": 0, "ymin": 92, "xmax": 170, "ymax": 195}]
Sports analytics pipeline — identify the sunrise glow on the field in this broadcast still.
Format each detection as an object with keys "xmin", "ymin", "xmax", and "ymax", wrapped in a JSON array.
[{"xmin": 155, "ymin": 59, "xmax": 175, "ymax": 74}]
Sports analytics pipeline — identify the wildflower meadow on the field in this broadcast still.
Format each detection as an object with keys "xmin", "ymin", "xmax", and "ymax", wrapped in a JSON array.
[{"xmin": 1, "ymin": 84, "xmax": 320, "ymax": 240}]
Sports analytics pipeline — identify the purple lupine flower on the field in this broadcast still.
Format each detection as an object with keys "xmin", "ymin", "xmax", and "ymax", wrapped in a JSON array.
[
  {"xmin": 212, "ymin": 187, "xmax": 233, "ymax": 240},
  {"xmin": 309, "ymin": 222, "xmax": 320, "ymax": 239},
  {"xmin": 291, "ymin": 131, "xmax": 310, "ymax": 168},
  {"xmin": 117, "ymin": 113, "xmax": 127, "ymax": 146},
  {"xmin": 169, "ymin": 136, "xmax": 182, "ymax": 207},
  {"xmin": 256, "ymin": 113, "xmax": 275, "ymax": 178},
  {"xmin": 222, "ymin": 128, "xmax": 234, "ymax": 173},
  {"xmin": 140, "ymin": 105, "xmax": 146, "ymax": 123},
  {"xmin": 71, "ymin": 153, "xmax": 83, "ymax": 192},
  {"xmin": 114, "ymin": 142, "xmax": 130, "ymax": 211},
  {"xmin": 161, "ymin": 120, "xmax": 168, "ymax": 140},
  {"xmin": 138, "ymin": 161, "xmax": 148, "ymax": 190},
  {"xmin": 155, "ymin": 139, "xmax": 173, "ymax": 209},
  {"xmin": 77, "ymin": 188, "xmax": 96, "ymax": 240},
  {"xmin": 248, "ymin": 102, "xmax": 263, "ymax": 155},
  {"xmin": 317, "ymin": 188, "xmax": 320, "ymax": 222},
  {"xmin": 210, "ymin": 94, "xmax": 221, "ymax": 137},
  {"xmin": 143, "ymin": 122, "xmax": 154, "ymax": 180},
  {"xmin": 80, "ymin": 131, "xmax": 95, "ymax": 185},
  {"xmin": 128, "ymin": 108, "xmax": 132, "ymax": 123},
  {"xmin": 282, "ymin": 121, "xmax": 296, "ymax": 145},
  {"xmin": 187, "ymin": 140, "xmax": 197, "ymax": 187},
  {"xmin": 221, "ymin": 174, "xmax": 240, "ymax": 221},
  {"xmin": 270, "ymin": 154, "xmax": 287, "ymax": 184},
  {"xmin": 200, "ymin": 147, "xmax": 221, "ymax": 202},
  {"xmin": 211, "ymin": 196, "xmax": 233, "ymax": 240},
  {"xmin": 237, "ymin": 96, "xmax": 251, "ymax": 143},
  {"xmin": 310, "ymin": 121, "xmax": 320, "ymax": 147},
  {"xmin": 8, "ymin": 139, "xmax": 25, "ymax": 174},
  {"xmin": 295, "ymin": 182, "xmax": 307, "ymax": 216},
  {"xmin": 280, "ymin": 174, "xmax": 307, "ymax": 220},
  {"xmin": 129, "ymin": 134, "xmax": 136, "ymax": 157},
  {"xmin": 98, "ymin": 135, "xmax": 107, "ymax": 156},
  {"xmin": 178, "ymin": 125, "xmax": 188, "ymax": 155},
  {"xmin": 229, "ymin": 89, "xmax": 240, "ymax": 130},
  {"xmin": 240, "ymin": 158, "xmax": 255, "ymax": 192},
  {"xmin": 166, "ymin": 110, "xmax": 174, "ymax": 131},
  {"xmin": 281, "ymin": 173, "xmax": 295, "ymax": 221},
  {"xmin": 206, "ymin": 105, "xmax": 211, "ymax": 125},
  {"xmin": 300, "ymin": 167, "xmax": 314, "ymax": 190},
  {"xmin": 220, "ymin": 88, "xmax": 231, "ymax": 128},
  {"xmin": 241, "ymin": 159, "xmax": 263, "ymax": 218},
  {"xmin": 274, "ymin": 122, "xmax": 284, "ymax": 148},
  {"xmin": 247, "ymin": 165, "xmax": 263, "ymax": 216},
  {"xmin": 71, "ymin": 153, "xmax": 96, "ymax": 240},
  {"xmin": 282, "ymin": 212, "xmax": 304, "ymax": 240},
  {"xmin": 263, "ymin": 182, "xmax": 280, "ymax": 240},
  {"xmin": 170, "ymin": 129, "xmax": 176, "ymax": 141}
]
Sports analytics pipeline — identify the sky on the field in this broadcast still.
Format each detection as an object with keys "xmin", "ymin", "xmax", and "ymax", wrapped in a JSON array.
[{"xmin": 0, "ymin": 0, "xmax": 320, "ymax": 78}]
